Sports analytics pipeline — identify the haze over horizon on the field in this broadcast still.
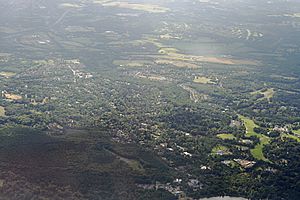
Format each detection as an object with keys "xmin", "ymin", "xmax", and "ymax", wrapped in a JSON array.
[{"xmin": 0, "ymin": 0, "xmax": 300, "ymax": 199}]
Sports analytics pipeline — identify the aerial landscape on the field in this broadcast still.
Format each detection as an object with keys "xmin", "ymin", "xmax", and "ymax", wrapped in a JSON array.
[{"xmin": 0, "ymin": 0, "xmax": 300, "ymax": 199}]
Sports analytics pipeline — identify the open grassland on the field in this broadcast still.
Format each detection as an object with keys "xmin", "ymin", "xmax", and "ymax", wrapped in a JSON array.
[
  {"xmin": 217, "ymin": 133, "xmax": 236, "ymax": 140},
  {"xmin": 284, "ymin": 13, "xmax": 300, "ymax": 18},
  {"xmin": 160, "ymin": 34, "xmax": 181, "ymax": 40},
  {"xmin": 59, "ymin": 3, "xmax": 82, "ymax": 8},
  {"xmin": 193, "ymin": 76, "xmax": 216, "ymax": 84},
  {"xmin": 136, "ymin": 74, "xmax": 167, "ymax": 81},
  {"xmin": 211, "ymin": 145, "xmax": 231, "ymax": 155},
  {"xmin": 281, "ymin": 134, "xmax": 300, "ymax": 143},
  {"xmin": 250, "ymin": 137, "xmax": 270, "ymax": 162},
  {"xmin": 239, "ymin": 115, "xmax": 270, "ymax": 161},
  {"xmin": 125, "ymin": 37, "xmax": 258, "ymax": 70},
  {"xmin": 0, "ymin": 27, "xmax": 18, "ymax": 34},
  {"xmin": 270, "ymin": 74, "xmax": 298, "ymax": 80},
  {"xmin": 141, "ymin": 37, "xmax": 258, "ymax": 66},
  {"xmin": 157, "ymin": 51, "xmax": 256, "ymax": 65},
  {"xmin": 113, "ymin": 60, "xmax": 152, "ymax": 67},
  {"xmin": 0, "ymin": 106, "xmax": 5, "ymax": 117},
  {"xmin": 4, "ymin": 93, "xmax": 22, "ymax": 100},
  {"xmin": 251, "ymin": 88, "xmax": 275, "ymax": 101},
  {"xmin": 293, "ymin": 129, "xmax": 300, "ymax": 135},
  {"xmin": 94, "ymin": 1, "xmax": 170, "ymax": 13},
  {"xmin": 0, "ymin": 71, "xmax": 16, "ymax": 78},
  {"xmin": 158, "ymin": 47, "xmax": 179, "ymax": 54},
  {"xmin": 155, "ymin": 59, "xmax": 199, "ymax": 68},
  {"xmin": 104, "ymin": 148, "xmax": 145, "ymax": 173},
  {"xmin": 65, "ymin": 26, "xmax": 95, "ymax": 33},
  {"xmin": 262, "ymin": 88, "xmax": 275, "ymax": 99},
  {"xmin": 239, "ymin": 115, "xmax": 258, "ymax": 137}
]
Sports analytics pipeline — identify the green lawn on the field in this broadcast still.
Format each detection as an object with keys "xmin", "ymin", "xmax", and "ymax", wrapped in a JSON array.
[
  {"xmin": 217, "ymin": 133, "xmax": 236, "ymax": 140},
  {"xmin": 250, "ymin": 88, "xmax": 275, "ymax": 101},
  {"xmin": 211, "ymin": 145, "xmax": 231, "ymax": 155},
  {"xmin": 282, "ymin": 134, "xmax": 300, "ymax": 143},
  {"xmin": 293, "ymin": 129, "xmax": 300, "ymax": 135},
  {"xmin": 239, "ymin": 115, "xmax": 258, "ymax": 137},
  {"xmin": 239, "ymin": 115, "xmax": 270, "ymax": 161},
  {"xmin": 193, "ymin": 76, "xmax": 216, "ymax": 84}
]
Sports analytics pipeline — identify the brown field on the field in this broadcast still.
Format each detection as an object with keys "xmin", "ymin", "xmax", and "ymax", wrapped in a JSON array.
[
  {"xmin": 0, "ymin": 106, "xmax": 5, "ymax": 117},
  {"xmin": 4, "ymin": 93, "xmax": 22, "ymax": 100}
]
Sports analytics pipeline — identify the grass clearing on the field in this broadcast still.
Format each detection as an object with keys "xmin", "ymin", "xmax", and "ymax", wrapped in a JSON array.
[
  {"xmin": 158, "ymin": 47, "xmax": 179, "ymax": 54},
  {"xmin": 284, "ymin": 13, "xmax": 300, "ymax": 18},
  {"xmin": 0, "ymin": 27, "xmax": 17, "ymax": 34},
  {"xmin": 138, "ymin": 37, "xmax": 258, "ymax": 66},
  {"xmin": 155, "ymin": 59, "xmax": 199, "ymax": 68},
  {"xmin": 211, "ymin": 145, "xmax": 231, "ymax": 155},
  {"xmin": 263, "ymin": 88, "xmax": 275, "ymax": 99},
  {"xmin": 250, "ymin": 137, "xmax": 270, "ymax": 162},
  {"xmin": 217, "ymin": 133, "xmax": 236, "ymax": 140},
  {"xmin": 161, "ymin": 51, "xmax": 257, "ymax": 65},
  {"xmin": 65, "ymin": 26, "xmax": 95, "ymax": 33},
  {"xmin": 160, "ymin": 34, "xmax": 181, "ymax": 40},
  {"xmin": 251, "ymin": 88, "xmax": 275, "ymax": 101},
  {"xmin": 193, "ymin": 76, "xmax": 216, "ymax": 84},
  {"xmin": 59, "ymin": 3, "xmax": 82, "ymax": 8},
  {"xmin": 104, "ymin": 148, "xmax": 145, "ymax": 173},
  {"xmin": 113, "ymin": 60, "xmax": 151, "ymax": 67},
  {"xmin": 0, "ymin": 106, "xmax": 5, "ymax": 117},
  {"xmin": 121, "ymin": 158, "xmax": 144, "ymax": 173},
  {"xmin": 293, "ymin": 129, "xmax": 300, "ymax": 135},
  {"xmin": 136, "ymin": 74, "xmax": 167, "ymax": 81},
  {"xmin": 0, "ymin": 71, "xmax": 16, "ymax": 78},
  {"xmin": 270, "ymin": 74, "xmax": 298, "ymax": 80},
  {"xmin": 281, "ymin": 134, "xmax": 300, "ymax": 143},
  {"xmin": 239, "ymin": 115, "xmax": 270, "ymax": 161},
  {"xmin": 96, "ymin": 1, "xmax": 170, "ymax": 13},
  {"xmin": 239, "ymin": 115, "xmax": 258, "ymax": 137},
  {"xmin": 4, "ymin": 93, "xmax": 22, "ymax": 100}
]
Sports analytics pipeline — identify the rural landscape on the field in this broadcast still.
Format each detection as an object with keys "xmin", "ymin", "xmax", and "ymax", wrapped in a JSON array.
[{"xmin": 1, "ymin": 0, "xmax": 300, "ymax": 199}]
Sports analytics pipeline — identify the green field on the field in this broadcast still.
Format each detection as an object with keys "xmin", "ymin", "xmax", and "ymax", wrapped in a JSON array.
[
  {"xmin": 239, "ymin": 115, "xmax": 270, "ymax": 161},
  {"xmin": 193, "ymin": 76, "xmax": 216, "ymax": 84},
  {"xmin": 251, "ymin": 88, "xmax": 275, "ymax": 101},
  {"xmin": 282, "ymin": 134, "xmax": 300, "ymax": 143},
  {"xmin": 293, "ymin": 129, "xmax": 300, "ymax": 135},
  {"xmin": 211, "ymin": 145, "xmax": 231, "ymax": 155},
  {"xmin": 217, "ymin": 133, "xmax": 236, "ymax": 140}
]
